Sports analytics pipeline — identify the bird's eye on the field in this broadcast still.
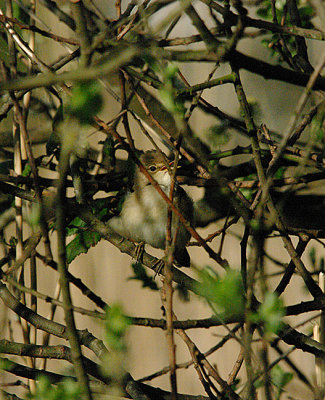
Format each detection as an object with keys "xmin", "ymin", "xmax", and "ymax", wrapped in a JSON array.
[{"xmin": 149, "ymin": 165, "xmax": 157, "ymax": 172}]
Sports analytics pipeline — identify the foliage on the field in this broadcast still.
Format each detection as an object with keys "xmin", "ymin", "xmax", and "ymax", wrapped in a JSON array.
[
  {"xmin": 102, "ymin": 304, "xmax": 131, "ymax": 394},
  {"xmin": 271, "ymin": 365, "xmax": 293, "ymax": 400},
  {"xmin": 196, "ymin": 268, "xmax": 245, "ymax": 318},
  {"xmin": 104, "ymin": 304, "xmax": 131, "ymax": 352},
  {"xmin": 0, "ymin": 0, "xmax": 324, "ymax": 399},
  {"xmin": 66, "ymin": 200, "xmax": 108, "ymax": 263},
  {"xmin": 67, "ymin": 81, "xmax": 103, "ymax": 125},
  {"xmin": 66, "ymin": 228, "xmax": 101, "ymax": 264},
  {"xmin": 27, "ymin": 377, "xmax": 83, "ymax": 400},
  {"xmin": 251, "ymin": 293, "xmax": 285, "ymax": 336},
  {"xmin": 157, "ymin": 62, "xmax": 186, "ymax": 121},
  {"xmin": 256, "ymin": 0, "xmax": 315, "ymax": 61}
]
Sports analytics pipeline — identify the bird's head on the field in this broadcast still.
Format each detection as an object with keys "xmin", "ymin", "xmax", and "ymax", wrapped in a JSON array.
[{"xmin": 136, "ymin": 150, "xmax": 173, "ymax": 190}]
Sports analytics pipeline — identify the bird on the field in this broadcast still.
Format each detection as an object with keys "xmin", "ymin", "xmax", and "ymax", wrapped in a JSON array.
[{"xmin": 108, "ymin": 150, "xmax": 193, "ymax": 267}]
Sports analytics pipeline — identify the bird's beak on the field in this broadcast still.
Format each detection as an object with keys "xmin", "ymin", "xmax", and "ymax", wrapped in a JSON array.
[{"xmin": 160, "ymin": 161, "xmax": 180, "ymax": 171}]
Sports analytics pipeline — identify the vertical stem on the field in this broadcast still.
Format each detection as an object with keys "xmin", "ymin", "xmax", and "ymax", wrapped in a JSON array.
[
  {"xmin": 56, "ymin": 125, "xmax": 93, "ymax": 400},
  {"xmin": 315, "ymin": 272, "xmax": 325, "ymax": 398},
  {"xmin": 71, "ymin": 0, "xmax": 91, "ymax": 68},
  {"xmin": 163, "ymin": 263, "xmax": 178, "ymax": 400},
  {"xmin": 231, "ymin": 65, "xmax": 257, "ymax": 400},
  {"xmin": 320, "ymin": 272, "xmax": 325, "ymax": 395},
  {"xmin": 24, "ymin": 0, "xmax": 36, "ymax": 368},
  {"xmin": 10, "ymin": 98, "xmax": 53, "ymax": 263},
  {"xmin": 13, "ymin": 117, "xmax": 23, "ymax": 266},
  {"xmin": 40, "ymin": 283, "xmax": 61, "ymax": 370},
  {"xmin": 163, "ymin": 154, "xmax": 179, "ymax": 400},
  {"xmin": 5, "ymin": 0, "xmax": 35, "ymax": 391},
  {"xmin": 30, "ymin": 251, "xmax": 37, "ymax": 319},
  {"xmin": 261, "ymin": 339, "xmax": 272, "ymax": 400},
  {"xmin": 119, "ymin": 71, "xmax": 134, "ymax": 149},
  {"xmin": 5, "ymin": 0, "xmax": 22, "ymax": 275},
  {"xmin": 162, "ymin": 268, "xmax": 177, "ymax": 400}
]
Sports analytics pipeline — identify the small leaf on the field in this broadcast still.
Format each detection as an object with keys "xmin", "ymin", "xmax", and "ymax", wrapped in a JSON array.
[
  {"xmin": 196, "ymin": 268, "xmax": 245, "ymax": 318},
  {"xmin": 157, "ymin": 62, "xmax": 186, "ymax": 118},
  {"xmin": 251, "ymin": 292, "xmax": 285, "ymax": 335},
  {"xmin": 239, "ymin": 97, "xmax": 262, "ymax": 122},
  {"xmin": 66, "ymin": 216, "xmax": 87, "ymax": 236},
  {"xmin": 13, "ymin": 1, "xmax": 30, "ymax": 25},
  {"xmin": 28, "ymin": 376, "xmax": 83, "ymax": 400},
  {"xmin": 271, "ymin": 364, "xmax": 293, "ymax": 400},
  {"xmin": 22, "ymin": 162, "xmax": 32, "ymax": 177},
  {"xmin": 66, "ymin": 230, "xmax": 101, "ymax": 264},
  {"xmin": 67, "ymin": 81, "xmax": 103, "ymax": 124},
  {"xmin": 105, "ymin": 304, "xmax": 131, "ymax": 352}
]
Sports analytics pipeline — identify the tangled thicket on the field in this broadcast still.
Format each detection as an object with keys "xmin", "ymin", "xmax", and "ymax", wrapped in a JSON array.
[{"xmin": 0, "ymin": 0, "xmax": 325, "ymax": 399}]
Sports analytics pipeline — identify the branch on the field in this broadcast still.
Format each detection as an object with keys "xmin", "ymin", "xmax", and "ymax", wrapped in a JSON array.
[
  {"xmin": 0, "ymin": 44, "xmax": 138, "ymax": 91},
  {"xmin": 199, "ymin": 0, "xmax": 325, "ymax": 40},
  {"xmin": 0, "ymin": 340, "xmax": 109, "ymax": 384},
  {"xmin": 0, "ymin": 281, "xmax": 108, "ymax": 359},
  {"xmin": 77, "ymin": 206, "xmax": 200, "ymax": 293},
  {"xmin": 0, "ymin": 356, "xmax": 72, "ymax": 384},
  {"xmin": 165, "ymin": 49, "xmax": 325, "ymax": 90}
]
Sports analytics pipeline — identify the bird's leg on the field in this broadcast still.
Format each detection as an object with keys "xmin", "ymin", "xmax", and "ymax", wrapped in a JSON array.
[
  {"xmin": 153, "ymin": 259, "xmax": 165, "ymax": 278},
  {"xmin": 133, "ymin": 243, "xmax": 165, "ymax": 277},
  {"xmin": 133, "ymin": 241, "xmax": 145, "ymax": 263}
]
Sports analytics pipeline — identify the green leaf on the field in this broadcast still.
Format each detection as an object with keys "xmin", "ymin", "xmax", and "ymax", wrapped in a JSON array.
[
  {"xmin": 105, "ymin": 304, "xmax": 131, "ymax": 352},
  {"xmin": 256, "ymin": 5, "xmax": 270, "ymax": 18},
  {"xmin": 66, "ymin": 216, "xmax": 86, "ymax": 236},
  {"xmin": 22, "ymin": 162, "xmax": 32, "ymax": 177},
  {"xmin": 128, "ymin": 262, "xmax": 159, "ymax": 291},
  {"xmin": 66, "ymin": 230, "xmax": 101, "ymax": 264},
  {"xmin": 157, "ymin": 62, "xmax": 185, "ymax": 118},
  {"xmin": 271, "ymin": 365, "xmax": 293, "ymax": 400},
  {"xmin": 196, "ymin": 268, "xmax": 245, "ymax": 318},
  {"xmin": 67, "ymin": 200, "xmax": 109, "ymax": 236},
  {"xmin": 27, "ymin": 202, "xmax": 42, "ymax": 228},
  {"xmin": 66, "ymin": 199, "xmax": 110, "ymax": 262},
  {"xmin": 256, "ymin": 0, "xmax": 315, "ymax": 61},
  {"xmin": 28, "ymin": 376, "xmax": 83, "ymax": 400},
  {"xmin": 310, "ymin": 103, "xmax": 325, "ymax": 142},
  {"xmin": 67, "ymin": 81, "xmax": 103, "ymax": 124},
  {"xmin": 251, "ymin": 292, "xmax": 285, "ymax": 335}
]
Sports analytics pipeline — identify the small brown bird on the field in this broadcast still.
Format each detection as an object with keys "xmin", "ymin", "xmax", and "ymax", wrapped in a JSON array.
[{"xmin": 108, "ymin": 150, "xmax": 193, "ymax": 267}]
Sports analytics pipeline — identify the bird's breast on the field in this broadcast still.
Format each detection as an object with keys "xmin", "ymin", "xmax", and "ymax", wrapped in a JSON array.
[{"xmin": 119, "ymin": 186, "xmax": 168, "ymax": 248}]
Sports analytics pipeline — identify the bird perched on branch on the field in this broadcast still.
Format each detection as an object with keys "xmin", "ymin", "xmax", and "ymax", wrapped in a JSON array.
[{"xmin": 108, "ymin": 150, "xmax": 193, "ymax": 267}]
